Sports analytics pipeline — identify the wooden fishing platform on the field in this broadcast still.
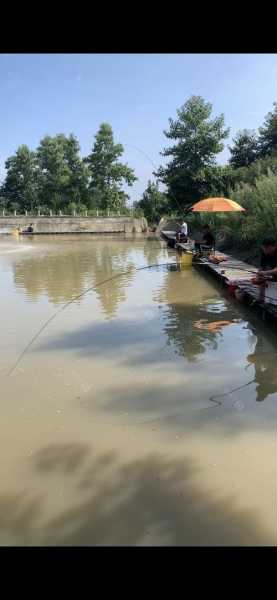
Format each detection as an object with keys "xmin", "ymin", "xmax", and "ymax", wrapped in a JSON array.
[{"xmin": 176, "ymin": 242, "xmax": 277, "ymax": 322}]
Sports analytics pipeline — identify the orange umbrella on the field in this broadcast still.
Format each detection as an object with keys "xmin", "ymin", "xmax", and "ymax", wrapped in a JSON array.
[{"xmin": 191, "ymin": 197, "xmax": 245, "ymax": 212}]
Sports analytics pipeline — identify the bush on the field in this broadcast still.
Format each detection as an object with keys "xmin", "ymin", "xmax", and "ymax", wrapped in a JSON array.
[{"xmin": 183, "ymin": 171, "xmax": 277, "ymax": 252}]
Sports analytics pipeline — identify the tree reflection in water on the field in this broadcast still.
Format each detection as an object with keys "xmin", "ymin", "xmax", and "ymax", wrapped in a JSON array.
[
  {"xmin": 12, "ymin": 238, "xmax": 164, "ymax": 318},
  {"xmin": 157, "ymin": 265, "xmax": 239, "ymax": 362},
  {"xmin": 12, "ymin": 238, "xmax": 277, "ymax": 403},
  {"xmin": 11, "ymin": 242, "xmax": 170, "ymax": 315},
  {"xmin": 158, "ymin": 264, "xmax": 277, "ymax": 403},
  {"xmin": 89, "ymin": 244, "xmax": 134, "ymax": 319}
]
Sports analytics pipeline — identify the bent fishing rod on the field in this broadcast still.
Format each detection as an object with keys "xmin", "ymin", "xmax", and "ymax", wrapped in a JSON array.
[
  {"xmin": 124, "ymin": 143, "xmax": 185, "ymax": 218},
  {"xmin": 7, "ymin": 261, "xmax": 177, "ymax": 376},
  {"xmin": 7, "ymin": 256, "xmax": 277, "ymax": 377}
]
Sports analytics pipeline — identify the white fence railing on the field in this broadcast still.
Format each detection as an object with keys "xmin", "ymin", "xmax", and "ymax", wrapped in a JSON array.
[{"xmin": 0, "ymin": 209, "xmax": 135, "ymax": 218}]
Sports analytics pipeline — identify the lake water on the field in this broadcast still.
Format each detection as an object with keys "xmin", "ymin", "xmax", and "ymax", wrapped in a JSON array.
[{"xmin": 1, "ymin": 234, "xmax": 277, "ymax": 545}]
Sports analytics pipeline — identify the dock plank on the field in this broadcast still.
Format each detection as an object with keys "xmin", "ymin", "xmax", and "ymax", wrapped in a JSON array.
[{"xmin": 176, "ymin": 245, "xmax": 277, "ymax": 314}]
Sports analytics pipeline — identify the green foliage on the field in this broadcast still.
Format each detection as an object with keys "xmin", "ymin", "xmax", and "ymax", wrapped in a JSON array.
[
  {"xmin": 227, "ymin": 153, "xmax": 277, "ymax": 189},
  {"xmin": 228, "ymin": 129, "xmax": 259, "ymax": 168},
  {"xmin": 85, "ymin": 123, "xmax": 137, "ymax": 211},
  {"xmin": 36, "ymin": 135, "xmax": 70, "ymax": 210},
  {"xmin": 36, "ymin": 134, "xmax": 89, "ymax": 211},
  {"xmin": 0, "ymin": 126, "xmax": 136, "ymax": 214},
  {"xmin": 155, "ymin": 96, "xmax": 229, "ymax": 208},
  {"xmin": 189, "ymin": 172, "xmax": 277, "ymax": 252},
  {"xmin": 134, "ymin": 180, "xmax": 168, "ymax": 223},
  {"xmin": 2, "ymin": 134, "xmax": 89, "ymax": 213},
  {"xmin": 258, "ymin": 102, "xmax": 277, "ymax": 157},
  {"xmin": 64, "ymin": 134, "xmax": 89, "ymax": 205},
  {"xmin": 4, "ymin": 145, "xmax": 39, "ymax": 211},
  {"xmin": 2, "ymin": 94, "xmax": 277, "ymax": 251},
  {"xmin": 0, "ymin": 195, "xmax": 8, "ymax": 210}
]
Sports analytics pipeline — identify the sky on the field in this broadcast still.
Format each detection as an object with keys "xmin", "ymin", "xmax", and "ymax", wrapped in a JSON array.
[{"xmin": 0, "ymin": 53, "xmax": 277, "ymax": 204}]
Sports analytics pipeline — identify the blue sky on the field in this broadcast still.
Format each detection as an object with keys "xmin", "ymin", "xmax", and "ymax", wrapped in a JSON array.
[{"xmin": 1, "ymin": 53, "xmax": 277, "ymax": 203}]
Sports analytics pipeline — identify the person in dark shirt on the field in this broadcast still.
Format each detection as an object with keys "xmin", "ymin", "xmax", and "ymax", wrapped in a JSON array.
[
  {"xmin": 259, "ymin": 238, "xmax": 277, "ymax": 279},
  {"xmin": 194, "ymin": 225, "xmax": 215, "ymax": 252}
]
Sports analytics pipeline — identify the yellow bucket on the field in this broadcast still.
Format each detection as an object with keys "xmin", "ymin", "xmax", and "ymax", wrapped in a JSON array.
[{"xmin": 178, "ymin": 251, "xmax": 193, "ymax": 267}]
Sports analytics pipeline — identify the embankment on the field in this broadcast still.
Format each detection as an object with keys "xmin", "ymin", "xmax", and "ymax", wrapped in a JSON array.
[{"xmin": 0, "ymin": 216, "xmax": 148, "ymax": 234}]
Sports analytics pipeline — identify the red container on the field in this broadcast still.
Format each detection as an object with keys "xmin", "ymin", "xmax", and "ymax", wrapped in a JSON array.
[{"xmin": 228, "ymin": 282, "xmax": 238, "ymax": 297}]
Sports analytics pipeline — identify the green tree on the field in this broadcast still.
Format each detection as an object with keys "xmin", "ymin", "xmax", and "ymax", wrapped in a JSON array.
[
  {"xmin": 258, "ymin": 102, "xmax": 277, "ymax": 157},
  {"xmin": 228, "ymin": 129, "xmax": 258, "ymax": 168},
  {"xmin": 63, "ymin": 134, "xmax": 89, "ymax": 206},
  {"xmin": 155, "ymin": 96, "xmax": 229, "ymax": 209},
  {"xmin": 226, "ymin": 153, "xmax": 277, "ymax": 189},
  {"xmin": 36, "ymin": 134, "xmax": 71, "ymax": 211},
  {"xmin": 85, "ymin": 123, "xmax": 137, "ymax": 211},
  {"xmin": 134, "ymin": 180, "xmax": 168, "ymax": 223},
  {"xmin": 195, "ymin": 164, "xmax": 234, "ymax": 198},
  {"xmin": 36, "ymin": 133, "xmax": 88, "ymax": 212},
  {"xmin": 3, "ymin": 145, "xmax": 39, "ymax": 211}
]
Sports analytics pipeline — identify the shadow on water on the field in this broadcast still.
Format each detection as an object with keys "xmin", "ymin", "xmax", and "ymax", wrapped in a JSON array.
[
  {"xmin": 35, "ymin": 442, "xmax": 89, "ymax": 473},
  {"xmin": 33, "ymin": 292, "xmax": 267, "ymax": 371},
  {"xmin": 0, "ymin": 492, "xmax": 43, "ymax": 546},
  {"xmin": 0, "ymin": 443, "xmax": 273, "ymax": 546},
  {"xmin": 34, "ymin": 264, "xmax": 236, "ymax": 366},
  {"xmin": 12, "ymin": 239, "xmax": 277, "ymax": 413},
  {"xmin": 34, "ymin": 296, "xmax": 277, "ymax": 429}
]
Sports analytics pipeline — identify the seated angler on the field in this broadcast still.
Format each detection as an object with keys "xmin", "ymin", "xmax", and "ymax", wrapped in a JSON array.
[
  {"xmin": 259, "ymin": 238, "xmax": 277, "ymax": 280},
  {"xmin": 194, "ymin": 224, "xmax": 215, "ymax": 253}
]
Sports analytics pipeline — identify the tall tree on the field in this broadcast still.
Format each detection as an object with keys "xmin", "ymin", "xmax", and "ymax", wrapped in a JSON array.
[
  {"xmin": 63, "ymin": 134, "xmax": 89, "ymax": 206},
  {"xmin": 154, "ymin": 96, "xmax": 229, "ymax": 208},
  {"xmin": 228, "ymin": 129, "xmax": 258, "ymax": 168},
  {"xmin": 85, "ymin": 123, "xmax": 137, "ymax": 211},
  {"xmin": 36, "ymin": 133, "xmax": 88, "ymax": 211},
  {"xmin": 36, "ymin": 134, "xmax": 71, "ymax": 211},
  {"xmin": 134, "ymin": 180, "xmax": 168, "ymax": 222},
  {"xmin": 258, "ymin": 102, "xmax": 277, "ymax": 157},
  {"xmin": 3, "ymin": 145, "xmax": 39, "ymax": 211}
]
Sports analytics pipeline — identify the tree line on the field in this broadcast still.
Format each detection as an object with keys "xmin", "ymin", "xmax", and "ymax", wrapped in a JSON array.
[
  {"xmin": 1, "ymin": 95, "xmax": 277, "ymax": 220},
  {"xmin": 0, "ymin": 123, "xmax": 136, "ymax": 214},
  {"xmin": 135, "ymin": 96, "xmax": 277, "ymax": 222}
]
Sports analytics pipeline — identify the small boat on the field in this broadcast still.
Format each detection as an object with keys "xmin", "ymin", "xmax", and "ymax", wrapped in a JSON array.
[{"xmin": 12, "ymin": 229, "xmax": 34, "ymax": 236}]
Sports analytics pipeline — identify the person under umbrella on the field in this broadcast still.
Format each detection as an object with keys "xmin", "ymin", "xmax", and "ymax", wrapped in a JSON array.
[{"xmin": 194, "ymin": 224, "xmax": 215, "ymax": 253}]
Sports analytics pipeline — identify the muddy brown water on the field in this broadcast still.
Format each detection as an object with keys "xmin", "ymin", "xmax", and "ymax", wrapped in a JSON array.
[{"xmin": 1, "ymin": 234, "xmax": 277, "ymax": 545}]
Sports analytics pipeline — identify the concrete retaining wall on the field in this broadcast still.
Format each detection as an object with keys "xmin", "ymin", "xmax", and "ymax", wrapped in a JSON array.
[{"xmin": 0, "ymin": 216, "xmax": 148, "ymax": 234}]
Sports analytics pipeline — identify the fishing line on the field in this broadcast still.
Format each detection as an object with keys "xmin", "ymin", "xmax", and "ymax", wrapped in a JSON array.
[
  {"xmin": 206, "ymin": 378, "xmax": 255, "ymax": 409},
  {"xmin": 121, "ymin": 377, "xmax": 256, "ymax": 424},
  {"xmin": 7, "ymin": 253, "xmax": 277, "ymax": 376},
  {"xmin": 124, "ymin": 142, "xmax": 185, "ymax": 216},
  {"xmin": 7, "ymin": 261, "xmax": 177, "ymax": 377}
]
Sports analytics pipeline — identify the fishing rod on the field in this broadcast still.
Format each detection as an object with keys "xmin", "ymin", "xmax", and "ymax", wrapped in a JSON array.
[
  {"xmin": 8, "ymin": 250, "xmax": 277, "ymax": 376},
  {"xmin": 191, "ymin": 261, "xmax": 277, "ymax": 303},
  {"xmin": 7, "ymin": 261, "xmax": 177, "ymax": 377},
  {"xmin": 7, "ymin": 256, "xmax": 258, "ymax": 377},
  {"xmin": 192, "ymin": 262, "xmax": 258, "ymax": 275},
  {"xmin": 9, "ymin": 255, "xmax": 255, "ymax": 377},
  {"xmin": 124, "ymin": 143, "xmax": 185, "ymax": 218}
]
